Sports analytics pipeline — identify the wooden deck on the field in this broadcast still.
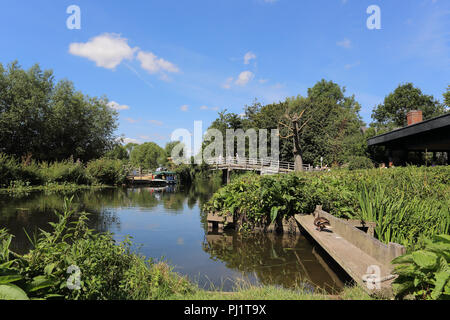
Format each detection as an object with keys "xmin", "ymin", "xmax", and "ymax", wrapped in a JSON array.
[{"xmin": 295, "ymin": 210, "xmax": 404, "ymax": 296}]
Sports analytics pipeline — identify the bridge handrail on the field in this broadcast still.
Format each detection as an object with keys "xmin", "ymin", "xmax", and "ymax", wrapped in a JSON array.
[{"xmin": 204, "ymin": 156, "xmax": 311, "ymax": 171}]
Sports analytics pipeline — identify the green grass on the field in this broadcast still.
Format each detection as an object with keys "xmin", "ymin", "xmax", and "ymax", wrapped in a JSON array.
[{"xmin": 173, "ymin": 283, "xmax": 374, "ymax": 300}]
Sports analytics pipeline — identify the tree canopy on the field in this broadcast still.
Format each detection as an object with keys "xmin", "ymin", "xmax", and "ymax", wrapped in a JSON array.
[
  {"xmin": 371, "ymin": 83, "xmax": 447, "ymax": 128},
  {"xmin": 207, "ymin": 79, "xmax": 367, "ymax": 167},
  {"xmin": 0, "ymin": 61, "xmax": 118, "ymax": 162},
  {"xmin": 130, "ymin": 142, "xmax": 166, "ymax": 170}
]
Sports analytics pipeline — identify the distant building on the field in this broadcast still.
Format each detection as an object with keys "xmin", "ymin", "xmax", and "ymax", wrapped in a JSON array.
[{"xmin": 367, "ymin": 111, "xmax": 450, "ymax": 166}]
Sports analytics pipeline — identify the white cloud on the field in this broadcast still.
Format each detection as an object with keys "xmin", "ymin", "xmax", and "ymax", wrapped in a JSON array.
[
  {"xmin": 222, "ymin": 77, "xmax": 234, "ymax": 89},
  {"xmin": 244, "ymin": 51, "xmax": 256, "ymax": 64},
  {"xmin": 345, "ymin": 61, "xmax": 360, "ymax": 69},
  {"xmin": 148, "ymin": 120, "xmax": 163, "ymax": 126},
  {"xmin": 337, "ymin": 38, "xmax": 352, "ymax": 49},
  {"xmin": 235, "ymin": 71, "xmax": 254, "ymax": 86},
  {"xmin": 69, "ymin": 33, "xmax": 137, "ymax": 69},
  {"xmin": 137, "ymin": 51, "xmax": 179, "ymax": 76},
  {"xmin": 123, "ymin": 138, "xmax": 140, "ymax": 145},
  {"xmin": 180, "ymin": 105, "xmax": 189, "ymax": 112},
  {"xmin": 125, "ymin": 118, "xmax": 140, "ymax": 124},
  {"xmin": 200, "ymin": 105, "xmax": 219, "ymax": 111},
  {"xmin": 107, "ymin": 101, "xmax": 130, "ymax": 111},
  {"xmin": 258, "ymin": 79, "xmax": 269, "ymax": 84}
]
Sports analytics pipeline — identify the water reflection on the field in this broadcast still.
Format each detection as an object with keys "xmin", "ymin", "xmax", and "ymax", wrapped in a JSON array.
[
  {"xmin": 0, "ymin": 180, "xmax": 346, "ymax": 293},
  {"xmin": 203, "ymin": 232, "xmax": 344, "ymax": 292}
]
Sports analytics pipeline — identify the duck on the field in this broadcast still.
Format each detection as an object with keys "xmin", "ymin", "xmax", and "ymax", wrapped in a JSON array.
[{"xmin": 314, "ymin": 216, "xmax": 331, "ymax": 232}]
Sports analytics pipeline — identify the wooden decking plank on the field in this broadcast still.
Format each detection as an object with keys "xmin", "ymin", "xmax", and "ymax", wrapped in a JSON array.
[{"xmin": 295, "ymin": 214, "xmax": 394, "ymax": 294}]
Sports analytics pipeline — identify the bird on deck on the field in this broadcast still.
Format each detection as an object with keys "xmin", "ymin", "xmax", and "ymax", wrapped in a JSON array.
[{"xmin": 314, "ymin": 216, "xmax": 331, "ymax": 232}]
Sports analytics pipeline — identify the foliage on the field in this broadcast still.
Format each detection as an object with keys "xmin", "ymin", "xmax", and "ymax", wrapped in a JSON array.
[
  {"xmin": 0, "ymin": 61, "xmax": 118, "ymax": 162},
  {"xmin": 392, "ymin": 235, "xmax": 450, "ymax": 300},
  {"xmin": 39, "ymin": 159, "xmax": 88, "ymax": 185},
  {"xmin": 205, "ymin": 167, "xmax": 449, "ymax": 249},
  {"xmin": 105, "ymin": 144, "xmax": 129, "ymax": 161},
  {"xmin": 86, "ymin": 158, "xmax": 128, "ymax": 186},
  {"xmin": 0, "ymin": 198, "xmax": 193, "ymax": 300},
  {"xmin": 347, "ymin": 156, "xmax": 374, "ymax": 170},
  {"xmin": 207, "ymin": 80, "xmax": 366, "ymax": 167},
  {"xmin": 444, "ymin": 85, "xmax": 450, "ymax": 108},
  {"xmin": 130, "ymin": 142, "xmax": 166, "ymax": 170},
  {"xmin": 371, "ymin": 83, "xmax": 447, "ymax": 128},
  {"xmin": 0, "ymin": 154, "xmax": 128, "ymax": 188}
]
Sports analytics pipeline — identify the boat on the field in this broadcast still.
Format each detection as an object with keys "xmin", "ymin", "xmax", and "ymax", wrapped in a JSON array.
[{"xmin": 152, "ymin": 169, "xmax": 178, "ymax": 185}]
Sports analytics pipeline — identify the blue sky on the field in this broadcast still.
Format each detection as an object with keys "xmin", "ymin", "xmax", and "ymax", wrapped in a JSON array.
[{"xmin": 0, "ymin": 0, "xmax": 448, "ymax": 147}]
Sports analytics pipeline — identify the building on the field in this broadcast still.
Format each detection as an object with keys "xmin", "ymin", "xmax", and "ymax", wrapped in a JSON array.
[{"xmin": 367, "ymin": 111, "xmax": 450, "ymax": 166}]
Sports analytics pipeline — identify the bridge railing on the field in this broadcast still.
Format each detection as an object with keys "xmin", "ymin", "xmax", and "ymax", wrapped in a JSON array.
[{"xmin": 204, "ymin": 157, "xmax": 312, "ymax": 172}]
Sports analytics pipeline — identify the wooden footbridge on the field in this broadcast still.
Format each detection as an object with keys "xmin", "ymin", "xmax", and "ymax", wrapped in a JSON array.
[{"xmin": 205, "ymin": 157, "xmax": 312, "ymax": 183}]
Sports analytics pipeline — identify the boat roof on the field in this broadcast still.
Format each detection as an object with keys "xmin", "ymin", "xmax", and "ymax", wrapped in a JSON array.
[{"xmin": 153, "ymin": 171, "xmax": 177, "ymax": 174}]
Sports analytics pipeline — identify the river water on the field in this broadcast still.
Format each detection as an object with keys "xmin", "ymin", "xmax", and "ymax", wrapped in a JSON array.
[{"xmin": 0, "ymin": 181, "xmax": 347, "ymax": 293}]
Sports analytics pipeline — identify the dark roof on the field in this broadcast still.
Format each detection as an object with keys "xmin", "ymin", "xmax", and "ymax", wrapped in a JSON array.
[{"xmin": 367, "ymin": 113, "xmax": 450, "ymax": 151}]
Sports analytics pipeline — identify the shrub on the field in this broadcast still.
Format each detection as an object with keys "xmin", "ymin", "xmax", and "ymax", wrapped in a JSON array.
[
  {"xmin": 392, "ymin": 235, "xmax": 450, "ymax": 300},
  {"xmin": 347, "ymin": 156, "xmax": 374, "ymax": 170},
  {"xmin": 205, "ymin": 166, "xmax": 450, "ymax": 248},
  {"xmin": 86, "ymin": 158, "xmax": 128, "ymax": 186},
  {"xmin": 0, "ymin": 198, "xmax": 193, "ymax": 300},
  {"xmin": 39, "ymin": 160, "xmax": 88, "ymax": 185},
  {"xmin": 0, "ymin": 153, "xmax": 21, "ymax": 187}
]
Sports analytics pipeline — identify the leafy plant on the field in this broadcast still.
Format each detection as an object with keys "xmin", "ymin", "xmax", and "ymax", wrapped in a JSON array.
[{"xmin": 392, "ymin": 235, "xmax": 450, "ymax": 300}]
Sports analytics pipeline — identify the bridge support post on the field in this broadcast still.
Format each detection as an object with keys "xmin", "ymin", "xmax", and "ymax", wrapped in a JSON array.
[{"xmin": 222, "ymin": 168, "xmax": 231, "ymax": 185}]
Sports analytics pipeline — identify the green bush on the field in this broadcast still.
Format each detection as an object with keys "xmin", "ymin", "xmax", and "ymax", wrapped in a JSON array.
[
  {"xmin": 0, "ymin": 198, "xmax": 193, "ymax": 300},
  {"xmin": 39, "ymin": 160, "xmax": 88, "ymax": 185},
  {"xmin": 347, "ymin": 156, "xmax": 374, "ymax": 170},
  {"xmin": 205, "ymin": 166, "xmax": 450, "ymax": 248},
  {"xmin": 0, "ymin": 153, "xmax": 21, "ymax": 187},
  {"xmin": 392, "ymin": 235, "xmax": 450, "ymax": 300},
  {"xmin": 86, "ymin": 158, "xmax": 128, "ymax": 186}
]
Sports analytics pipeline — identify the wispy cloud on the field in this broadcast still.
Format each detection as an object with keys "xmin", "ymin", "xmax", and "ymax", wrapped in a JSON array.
[
  {"xmin": 125, "ymin": 117, "xmax": 140, "ymax": 124},
  {"xmin": 235, "ymin": 71, "xmax": 254, "ymax": 86},
  {"xmin": 123, "ymin": 137, "xmax": 140, "ymax": 145},
  {"xmin": 244, "ymin": 51, "xmax": 256, "ymax": 64},
  {"xmin": 137, "ymin": 51, "xmax": 179, "ymax": 75},
  {"xmin": 200, "ymin": 105, "xmax": 219, "ymax": 111},
  {"xmin": 148, "ymin": 119, "xmax": 164, "ymax": 126},
  {"xmin": 337, "ymin": 38, "xmax": 352, "ymax": 49},
  {"xmin": 345, "ymin": 61, "xmax": 360, "ymax": 69},
  {"xmin": 107, "ymin": 101, "xmax": 130, "ymax": 111}
]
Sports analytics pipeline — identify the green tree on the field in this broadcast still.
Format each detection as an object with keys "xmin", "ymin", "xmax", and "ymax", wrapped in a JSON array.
[
  {"xmin": 105, "ymin": 144, "xmax": 129, "ymax": 160},
  {"xmin": 0, "ymin": 61, "xmax": 118, "ymax": 161},
  {"xmin": 444, "ymin": 85, "xmax": 450, "ymax": 108},
  {"xmin": 371, "ymin": 83, "xmax": 447, "ymax": 128},
  {"xmin": 130, "ymin": 142, "xmax": 166, "ymax": 170}
]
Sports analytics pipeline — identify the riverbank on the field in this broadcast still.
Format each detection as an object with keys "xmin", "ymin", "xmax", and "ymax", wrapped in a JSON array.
[
  {"xmin": 0, "ymin": 202, "xmax": 373, "ymax": 300},
  {"xmin": 205, "ymin": 166, "xmax": 449, "ymax": 251},
  {"xmin": 0, "ymin": 182, "xmax": 110, "ymax": 196}
]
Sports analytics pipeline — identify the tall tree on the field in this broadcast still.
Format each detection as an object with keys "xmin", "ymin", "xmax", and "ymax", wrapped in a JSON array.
[
  {"xmin": 371, "ymin": 83, "xmax": 447, "ymax": 128},
  {"xmin": 444, "ymin": 85, "xmax": 450, "ymax": 108},
  {"xmin": 130, "ymin": 142, "xmax": 166, "ymax": 170},
  {"xmin": 0, "ymin": 61, "xmax": 118, "ymax": 161},
  {"xmin": 278, "ymin": 96, "xmax": 310, "ymax": 171}
]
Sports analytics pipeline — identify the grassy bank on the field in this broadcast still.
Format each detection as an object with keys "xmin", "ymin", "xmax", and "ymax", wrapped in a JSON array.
[
  {"xmin": 0, "ymin": 153, "xmax": 129, "ymax": 190},
  {"xmin": 204, "ymin": 166, "xmax": 449, "ymax": 250},
  {"xmin": 0, "ymin": 199, "xmax": 374, "ymax": 300}
]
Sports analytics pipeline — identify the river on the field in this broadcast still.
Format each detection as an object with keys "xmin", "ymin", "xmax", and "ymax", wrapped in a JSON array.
[{"xmin": 0, "ymin": 180, "xmax": 348, "ymax": 293}]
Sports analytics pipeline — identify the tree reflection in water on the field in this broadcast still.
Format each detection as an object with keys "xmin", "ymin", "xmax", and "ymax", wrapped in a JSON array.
[{"xmin": 202, "ymin": 231, "xmax": 346, "ymax": 293}]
